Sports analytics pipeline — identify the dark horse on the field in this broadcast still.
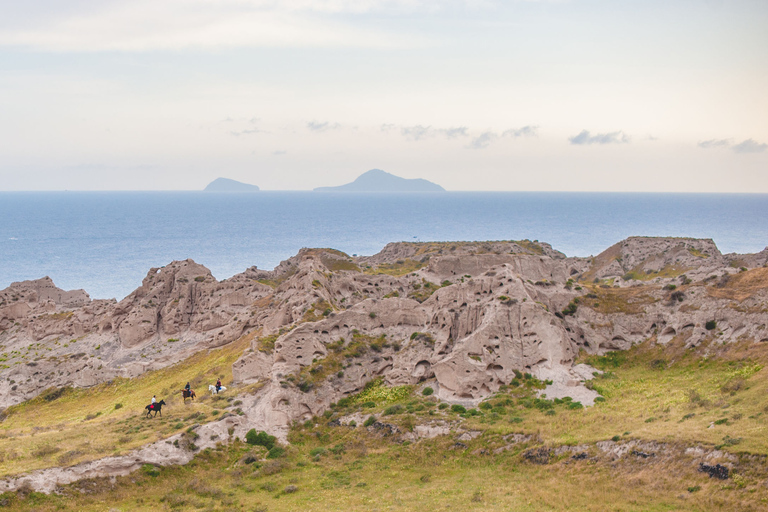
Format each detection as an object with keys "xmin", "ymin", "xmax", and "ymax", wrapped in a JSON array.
[
  {"xmin": 145, "ymin": 399, "xmax": 166, "ymax": 418},
  {"xmin": 181, "ymin": 389, "xmax": 196, "ymax": 402}
]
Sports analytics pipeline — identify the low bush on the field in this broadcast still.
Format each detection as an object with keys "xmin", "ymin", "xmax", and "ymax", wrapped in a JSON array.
[
  {"xmin": 246, "ymin": 430, "xmax": 276, "ymax": 450},
  {"xmin": 422, "ymin": 387, "xmax": 434, "ymax": 396},
  {"xmin": 383, "ymin": 404, "xmax": 404, "ymax": 416}
]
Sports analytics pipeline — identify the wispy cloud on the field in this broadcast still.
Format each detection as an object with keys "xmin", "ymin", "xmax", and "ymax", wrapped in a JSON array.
[
  {"xmin": 467, "ymin": 131, "xmax": 497, "ymax": 149},
  {"xmin": 272, "ymin": 150, "xmax": 287, "ymax": 156},
  {"xmin": 569, "ymin": 130, "xmax": 630, "ymax": 145},
  {"xmin": 398, "ymin": 125, "xmax": 470, "ymax": 141},
  {"xmin": 732, "ymin": 139, "xmax": 767, "ymax": 154},
  {"xmin": 307, "ymin": 121, "xmax": 342, "ymax": 132},
  {"xmin": 230, "ymin": 128, "xmax": 266, "ymax": 136},
  {"xmin": 503, "ymin": 125, "xmax": 538, "ymax": 138},
  {"xmin": 698, "ymin": 138, "xmax": 731, "ymax": 149},
  {"xmin": 0, "ymin": 1, "xmax": 442, "ymax": 52},
  {"xmin": 697, "ymin": 138, "xmax": 767, "ymax": 153}
]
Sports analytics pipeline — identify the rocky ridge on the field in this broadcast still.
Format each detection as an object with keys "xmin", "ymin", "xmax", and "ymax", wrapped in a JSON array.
[{"xmin": 1, "ymin": 237, "xmax": 767, "ymax": 433}]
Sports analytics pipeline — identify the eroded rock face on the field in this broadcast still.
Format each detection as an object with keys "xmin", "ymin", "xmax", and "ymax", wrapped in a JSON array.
[{"xmin": 2, "ymin": 237, "xmax": 767, "ymax": 427}]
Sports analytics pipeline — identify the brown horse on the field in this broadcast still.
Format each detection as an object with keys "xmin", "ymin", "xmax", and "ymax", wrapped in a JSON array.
[{"xmin": 181, "ymin": 389, "xmax": 196, "ymax": 402}]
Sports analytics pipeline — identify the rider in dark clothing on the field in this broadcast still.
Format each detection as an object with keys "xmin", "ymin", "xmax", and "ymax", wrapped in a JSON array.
[
  {"xmin": 185, "ymin": 382, "xmax": 191, "ymax": 394},
  {"xmin": 215, "ymin": 378, "xmax": 222, "ymax": 392}
]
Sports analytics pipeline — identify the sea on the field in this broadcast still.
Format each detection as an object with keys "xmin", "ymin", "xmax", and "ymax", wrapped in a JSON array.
[{"xmin": 1, "ymin": 192, "xmax": 767, "ymax": 300}]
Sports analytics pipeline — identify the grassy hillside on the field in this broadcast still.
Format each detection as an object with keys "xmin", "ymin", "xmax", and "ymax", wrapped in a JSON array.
[
  {"xmin": 0, "ymin": 335, "xmax": 252, "ymax": 477},
  {"xmin": 1, "ymin": 338, "xmax": 767, "ymax": 511}
]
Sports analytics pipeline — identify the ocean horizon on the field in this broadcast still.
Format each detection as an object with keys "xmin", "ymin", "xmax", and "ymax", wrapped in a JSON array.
[{"xmin": 2, "ymin": 191, "xmax": 767, "ymax": 300}]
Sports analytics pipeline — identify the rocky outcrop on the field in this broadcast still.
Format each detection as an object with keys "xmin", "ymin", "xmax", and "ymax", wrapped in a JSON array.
[{"xmin": 1, "ymin": 237, "xmax": 767, "ymax": 422}]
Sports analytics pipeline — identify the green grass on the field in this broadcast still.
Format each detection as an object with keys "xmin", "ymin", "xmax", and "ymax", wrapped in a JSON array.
[
  {"xmin": 1, "ymin": 336, "xmax": 768, "ymax": 511},
  {"xmin": 0, "ymin": 334, "xmax": 255, "ymax": 477}
]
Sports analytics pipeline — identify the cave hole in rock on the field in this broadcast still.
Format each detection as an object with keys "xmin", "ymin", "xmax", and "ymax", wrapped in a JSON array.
[{"xmin": 412, "ymin": 360, "xmax": 433, "ymax": 380}]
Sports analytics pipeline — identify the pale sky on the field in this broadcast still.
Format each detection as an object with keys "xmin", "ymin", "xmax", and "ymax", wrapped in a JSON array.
[{"xmin": 0, "ymin": 0, "xmax": 766, "ymax": 192}]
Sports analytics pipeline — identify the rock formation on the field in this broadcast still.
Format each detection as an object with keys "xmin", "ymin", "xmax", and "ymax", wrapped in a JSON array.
[{"xmin": 1, "ymin": 237, "xmax": 767, "ymax": 437}]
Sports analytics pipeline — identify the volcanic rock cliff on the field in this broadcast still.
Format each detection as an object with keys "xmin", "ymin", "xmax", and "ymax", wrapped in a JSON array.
[{"xmin": 1, "ymin": 237, "xmax": 767, "ymax": 437}]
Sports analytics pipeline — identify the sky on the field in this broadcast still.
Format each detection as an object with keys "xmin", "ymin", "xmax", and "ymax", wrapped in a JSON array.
[{"xmin": 0, "ymin": 0, "xmax": 766, "ymax": 192}]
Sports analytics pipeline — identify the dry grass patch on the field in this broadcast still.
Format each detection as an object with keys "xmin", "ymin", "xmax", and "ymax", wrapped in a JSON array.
[
  {"xmin": 0, "ymin": 335, "xmax": 251, "ymax": 478},
  {"xmin": 707, "ymin": 267, "xmax": 768, "ymax": 302},
  {"xmin": 580, "ymin": 285, "xmax": 657, "ymax": 315}
]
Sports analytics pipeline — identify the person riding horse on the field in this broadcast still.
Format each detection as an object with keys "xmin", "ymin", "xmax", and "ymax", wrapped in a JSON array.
[
  {"xmin": 216, "ymin": 378, "xmax": 222, "ymax": 393},
  {"xmin": 145, "ymin": 399, "xmax": 166, "ymax": 418}
]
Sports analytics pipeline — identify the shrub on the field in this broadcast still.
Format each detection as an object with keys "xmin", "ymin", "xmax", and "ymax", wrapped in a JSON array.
[
  {"xmin": 594, "ymin": 397, "xmax": 606, "ymax": 403},
  {"xmin": 141, "ymin": 464, "xmax": 160, "ymax": 478},
  {"xmin": 509, "ymin": 417, "xmax": 523, "ymax": 423},
  {"xmin": 267, "ymin": 446, "xmax": 286, "ymax": 459},
  {"xmin": 363, "ymin": 415, "xmax": 376, "ymax": 427},
  {"xmin": 309, "ymin": 447, "xmax": 327, "ymax": 457},
  {"xmin": 567, "ymin": 402, "xmax": 583, "ymax": 410},
  {"xmin": 362, "ymin": 401, "xmax": 376, "ymax": 408},
  {"xmin": 438, "ymin": 403, "xmax": 448, "ymax": 410},
  {"xmin": 544, "ymin": 410, "xmax": 556, "ymax": 416},
  {"xmin": 422, "ymin": 387, "xmax": 434, "ymax": 396},
  {"xmin": 369, "ymin": 312, "xmax": 377, "ymax": 319},
  {"xmin": 450, "ymin": 404, "xmax": 466, "ymax": 414},
  {"xmin": 663, "ymin": 284, "xmax": 677, "ymax": 291},
  {"xmin": 611, "ymin": 435, "xmax": 620, "ymax": 442},
  {"xmin": 114, "ymin": 403, "xmax": 123, "ymax": 410},
  {"xmin": 245, "ymin": 429, "xmax": 276, "ymax": 450},
  {"xmin": 561, "ymin": 301, "xmax": 578, "ymax": 316},
  {"xmin": 705, "ymin": 320, "xmax": 717, "ymax": 330},
  {"xmin": 478, "ymin": 401, "xmax": 492, "ymax": 410},
  {"xmin": 383, "ymin": 404, "xmax": 404, "ymax": 416}
]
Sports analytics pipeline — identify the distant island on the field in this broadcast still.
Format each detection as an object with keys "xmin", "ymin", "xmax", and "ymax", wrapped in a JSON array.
[
  {"xmin": 314, "ymin": 169, "xmax": 445, "ymax": 192},
  {"xmin": 203, "ymin": 177, "xmax": 260, "ymax": 192}
]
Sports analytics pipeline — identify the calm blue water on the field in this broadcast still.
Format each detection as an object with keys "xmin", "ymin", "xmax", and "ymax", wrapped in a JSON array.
[{"xmin": 1, "ymin": 192, "xmax": 767, "ymax": 300}]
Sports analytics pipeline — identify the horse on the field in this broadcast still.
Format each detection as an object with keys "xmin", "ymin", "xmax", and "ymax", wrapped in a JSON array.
[
  {"xmin": 181, "ymin": 389, "xmax": 196, "ymax": 402},
  {"xmin": 209, "ymin": 384, "xmax": 227, "ymax": 394},
  {"xmin": 145, "ymin": 399, "xmax": 166, "ymax": 418}
]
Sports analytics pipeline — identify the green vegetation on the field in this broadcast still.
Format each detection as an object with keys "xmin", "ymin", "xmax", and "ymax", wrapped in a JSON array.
[
  {"xmin": 363, "ymin": 259, "xmax": 424, "ymax": 276},
  {"xmin": 0, "ymin": 334, "xmax": 258, "ymax": 478},
  {"xmin": 408, "ymin": 279, "xmax": 440, "ymax": 303},
  {"xmin": 1, "ymin": 332, "xmax": 768, "ymax": 511}
]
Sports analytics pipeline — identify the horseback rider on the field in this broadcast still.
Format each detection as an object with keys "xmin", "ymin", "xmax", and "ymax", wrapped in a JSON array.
[
  {"xmin": 151, "ymin": 395, "xmax": 157, "ymax": 408},
  {"xmin": 184, "ymin": 382, "xmax": 191, "ymax": 394},
  {"xmin": 216, "ymin": 378, "xmax": 222, "ymax": 393}
]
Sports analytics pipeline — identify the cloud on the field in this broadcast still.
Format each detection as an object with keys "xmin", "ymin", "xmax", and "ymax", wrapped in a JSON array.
[
  {"xmin": 0, "ymin": 1, "xmax": 436, "ymax": 52},
  {"xmin": 398, "ymin": 125, "xmax": 469, "ymax": 141},
  {"xmin": 400, "ymin": 125, "xmax": 433, "ymax": 140},
  {"xmin": 503, "ymin": 125, "xmax": 538, "ymax": 138},
  {"xmin": 697, "ymin": 138, "xmax": 766, "ymax": 153},
  {"xmin": 307, "ymin": 121, "xmax": 341, "ymax": 132},
  {"xmin": 569, "ymin": 130, "xmax": 630, "ymax": 145},
  {"xmin": 443, "ymin": 127, "xmax": 469, "ymax": 138},
  {"xmin": 230, "ymin": 128, "xmax": 266, "ymax": 136},
  {"xmin": 272, "ymin": 150, "xmax": 287, "ymax": 155},
  {"xmin": 732, "ymin": 139, "xmax": 767, "ymax": 154},
  {"xmin": 467, "ymin": 131, "xmax": 497, "ymax": 149},
  {"xmin": 698, "ymin": 138, "xmax": 731, "ymax": 149}
]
